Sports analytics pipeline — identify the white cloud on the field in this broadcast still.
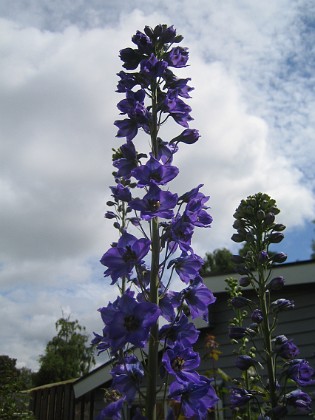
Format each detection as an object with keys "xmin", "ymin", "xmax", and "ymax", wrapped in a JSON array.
[{"xmin": 0, "ymin": 3, "xmax": 314, "ymax": 370}]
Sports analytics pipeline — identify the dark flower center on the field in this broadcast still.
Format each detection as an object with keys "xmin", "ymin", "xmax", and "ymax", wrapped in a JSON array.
[
  {"xmin": 171, "ymin": 356, "xmax": 185, "ymax": 371},
  {"xmin": 149, "ymin": 200, "xmax": 161, "ymax": 211},
  {"xmin": 123, "ymin": 246, "xmax": 137, "ymax": 262},
  {"xmin": 124, "ymin": 315, "xmax": 140, "ymax": 331}
]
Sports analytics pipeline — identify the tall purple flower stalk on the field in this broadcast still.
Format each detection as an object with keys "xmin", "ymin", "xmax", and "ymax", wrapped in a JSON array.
[
  {"xmin": 93, "ymin": 24, "xmax": 218, "ymax": 419},
  {"xmin": 228, "ymin": 193, "xmax": 314, "ymax": 419}
]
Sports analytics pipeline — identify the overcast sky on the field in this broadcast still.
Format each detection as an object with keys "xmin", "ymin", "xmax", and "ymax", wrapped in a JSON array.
[{"xmin": 0, "ymin": 0, "xmax": 315, "ymax": 371}]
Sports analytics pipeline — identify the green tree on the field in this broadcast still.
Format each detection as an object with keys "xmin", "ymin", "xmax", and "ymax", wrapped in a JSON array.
[
  {"xmin": 201, "ymin": 248, "xmax": 235, "ymax": 276},
  {"xmin": 34, "ymin": 316, "xmax": 95, "ymax": 386},
  {"xmin": 0, "ymin": 355, "xmax": 35, "ymax": 419}
]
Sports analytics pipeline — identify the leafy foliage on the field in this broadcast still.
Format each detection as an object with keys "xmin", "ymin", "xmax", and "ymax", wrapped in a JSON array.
[
  {"xmin": 201, "ymin": 248, "xmax": 235, "ymax": 276},
  {"xmin": 34, "ymin": 316, "xmax": 95, "ymax": 386},
  {"xmin": 0, "ymin": 355, "xmax": 35, "ymax": 419}
]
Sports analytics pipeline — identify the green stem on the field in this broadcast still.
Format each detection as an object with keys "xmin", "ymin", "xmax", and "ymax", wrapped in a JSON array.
[{"xmin": 145, "ymin": 80, "xmax": 160, "ymax": 420}]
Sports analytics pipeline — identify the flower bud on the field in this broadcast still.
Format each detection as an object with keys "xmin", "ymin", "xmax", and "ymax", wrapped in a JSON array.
[
  {"xmin": 251, "ymin": 308, "xmax": 263, "ymax": 323},
  {"xmin": 268, "ymin": 232, "xmax": 284, "ymax": 243},
  {"xmin": 267, "ymin": 276, "xmax": 285, "ymax": 291},
  {"xmin": 272, "ymin": 252, "xmax": 287, "ymax": 263},
  {"xmin": 231, "ymin": 296, "xmax": 252, "ymax": 308},
  {"xmin": 239, "ymin": 277, "xmax": 251, "ymax": 287},
  {"xmin": 235, "ymin": 355, "xmax": 257, "ymax": 371}
]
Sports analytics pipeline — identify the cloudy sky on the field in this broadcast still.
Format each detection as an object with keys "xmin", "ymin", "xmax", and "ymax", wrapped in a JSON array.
[{"xmin": 0, "ymin": 0, "xmax": 314, "ymax": 371}]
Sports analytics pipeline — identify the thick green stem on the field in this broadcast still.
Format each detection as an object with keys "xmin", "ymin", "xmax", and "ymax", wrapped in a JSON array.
[
  {"xmin": 145, "ymin": 81, "xmax": 160, "ymax": 420},
  {"xmin": 258, "ymin": 268, "xmax": 277, "ymax": 418}
]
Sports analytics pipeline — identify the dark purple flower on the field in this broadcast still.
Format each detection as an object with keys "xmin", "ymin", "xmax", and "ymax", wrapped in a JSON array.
[
  {"xmin": 131, "ymin": 155, "xmax": 179, "ymax": 187},
  {"xmin": 166, "ymin": 46, "xmax": 189, "ymax": 68},
  {"xmin": 96, "ymin": 389, "xmax": 125, "ymax": 420},
  {"xmin": 140, "ymin": 54, "xmax": 168, "ymax": 79},
  {"xmin": 132, "ymin": 30, "xmax": 153, "ymax": 53},
  {"xmin": 156, "ymin": 137, "xmax": 178, "ymax": 164},
  {"xmin": 283, "ymin": 359, "xmax": 315, "ymax": 386},
  {"xmin": 230, "ymin": 387, "xmax": 253, "ymax": 408},
  {"xmin": 180, "ymin": 279, "xmax": 216, "ymax": 319},
  {"xmin": 229, "ymin": 326, "xmax": 247, "ymax": 340},
  {"xmin": 159, "ymin": 314, "xmax": 199, "ymax": 347},
  {"xmin": 101, "ymin": 232, "xmax": 151, "ymax": 283},
  {"xmin": 178, "ymin": 184, "xmax": 204, "ymax": 203},
  {"xmin": 114, "ymin": 118, "xmax": 139, "ymax": 142},
  {"xmin": 231, "ymin": 296, "xmax": 252, "ymax": 308},
  {"xmin": 285, "ymin": 389, "xmax": 312, "ymax": 414},
  {"xmin": 273, "ymin": 335, "xmax": 300, "ymax": 360},
  {"xmin": 170, "ymin": 129, "xmax": 200, "ymax": 145},
  {"xmin": 267, "ymin": 276, "xmax": 285, "ymax": 291},
  {"xmin": 235, "ymin": 355, "xmax": 257, "ymax": 371},
  {"xmin": 113, "ymin": 142, "xmax": 139, "ymax": 179},
  {"xmin": 116, "ymin": 71, "xmax": 138, "ymax": 93},
  {"xmin": 119, "ymin": 47, "xmax": 143, "ymax": 70},
  {"xmin": 163, "ymin": 96, "xmax": 193, "ymax": 127},
  {"xmin": 271, "ymin": 298, "xmax": 294, "ymax": 312},
  {"xmin": 163, "ymin": 215, "xmax": 194, "ymax": 253},
  {"xmin": 184, "ymin": 192, "xmax": 212, "ymax": 228},
  {"xmin": 98, "ymin": 292, "xmax": 160, "ymax": 353},
  {"xmin": 163, "ymin": 71, "xmax": 194, "ymax": 98},
  {"xmin": 167, "ymin": 252, "xmax": 204, "ymax": 283},
  {"xmin": 251, "ymin": 308, "xmax": 263, "ymax": 323},
  {"xmin": 162, "ymin": 343, "xmax": 200, "ymax": 382},
  {"xmin": 110, "ymin": 184, "xmax": 132, "ymax": 202},
  {"xmin": 129, "ymin": 184, "xmax": 178, "ymax": 220},
  {"xmin": 168, "ymin": 375, "xmax": 219, "ymax": 417},
  {"xmin": 111, "ymin": 355, "xmax": 144, "ymax": 403}
]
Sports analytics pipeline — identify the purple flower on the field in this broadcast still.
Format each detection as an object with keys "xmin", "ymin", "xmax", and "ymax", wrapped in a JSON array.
[
  {"xmin": 170, "ymin": 129, "xmax": 200, "ymax": 145},
  {"xmin": 131, "ymin": 155, "xmax": 179, "ymax": 187},
  {"xmin": 168, "ymin": 375, "xmax": 219, "ymax": 418},
  {"xmin": 163, "ymin": 71, "xmax": 193, "ymax": 98},
  {"xmin": 98, "ymin": 292, "xmax": 161, "ymax": 353},
  {"xmin": 159, "ymin": 314, "xmax": 199, "ymax": 347},
  {"xmin": 129, "ymin": 184, "xmax": 178, "ymax": 220},
  {"xmin": 184, "ymin": 192, "xmax": 212, "ymax": 228},
  {"xmin": 271, "ymin": 298, "xmax": 294, "ymax": 312},
  {"xmin": 100, "ymin": 232, "xmax": 151, "ymax": 283},
  {"xmin": 156, "ymin": 137, "xmax": 178, "ymax": 164},
  {"xmin": 96, "ymin": 389, "xmax": 125, "ymax": 420},
  {"xmin": 273, "ymin": 335, "xmax": 300, "ymax": 360},
  {"xmin": 140, "ymin": 54, "xmax": 168, "ymax": 80},
  {"xmin": 285, "ymin": 389, "xmax": 312, "ymax": 414},
  {"xmin": 163, "ymin": 96, "xmax": 193, "ymax": 127},
  {"xmin": 230, "ymin": 387, "xmax": 253, "ymax": 408},
  {"xmin": 166, "ymin": 46, "xmax": 189, "ymax": 68},
  {"xmin": 111, "ymin": 355, "xmax": 144, "ymax": 403},
  {"xmin": 162, "ymin": 343, "xmax": 200, "ymax": 382},
  {"xmin": 180, "ymin": 279, "xmax": 216, "ymax": 319},
  {"xmin": 283, "ymin": 359, "xmax": 315, "ymax": 386},
  {"xmin": 239, "ymin": 276, "xmax": 251, "ymax": 287},
  {"xmin": 167, "ymin": 252, "xmax": 204, "ymax": 283},
  {"xmin": 162, "ymin": 214, "xmax": 194, "ymax": 253}
]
